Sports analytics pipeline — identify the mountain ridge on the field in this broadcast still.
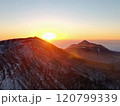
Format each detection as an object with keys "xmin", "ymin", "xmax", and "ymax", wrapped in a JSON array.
[{"xmin": 0, "ymin": 37, "xmax": 120, "ymax": 90}]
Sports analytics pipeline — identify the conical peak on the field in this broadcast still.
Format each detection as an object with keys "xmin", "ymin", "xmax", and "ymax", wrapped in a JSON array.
[{"xmin": 79, "ymin": 40, "xmax": 90, "ymax": 45}]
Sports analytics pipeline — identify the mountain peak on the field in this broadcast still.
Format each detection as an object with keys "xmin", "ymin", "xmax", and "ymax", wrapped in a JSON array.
[
  {"xmin": 79, "ymin": 40, "xmax": 90, "ymax": 45},
  {"xmin": 65, "ymin": 40, "xmax": 120, "ymax": 63}
]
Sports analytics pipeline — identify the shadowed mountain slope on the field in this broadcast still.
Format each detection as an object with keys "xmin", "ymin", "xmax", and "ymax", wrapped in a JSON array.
[{"xmin": 0, "ymin": 37, "xmax": 120, "ymax": 90}]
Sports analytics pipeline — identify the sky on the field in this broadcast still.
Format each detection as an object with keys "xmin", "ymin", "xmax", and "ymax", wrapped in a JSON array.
[{"xmin": 0, "ymin": 0, "xmax": 120, "ymax": 40}]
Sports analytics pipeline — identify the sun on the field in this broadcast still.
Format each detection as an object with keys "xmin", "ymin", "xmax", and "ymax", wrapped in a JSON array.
[{"xmin": 41, "ymin": 32, "xmax": 56, "ymax": 40}]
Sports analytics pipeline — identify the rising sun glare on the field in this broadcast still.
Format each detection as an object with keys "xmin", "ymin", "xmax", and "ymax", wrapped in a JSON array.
[{"xmin": 41, "ymin": 33, "xmax": 56, "ymax": 40}]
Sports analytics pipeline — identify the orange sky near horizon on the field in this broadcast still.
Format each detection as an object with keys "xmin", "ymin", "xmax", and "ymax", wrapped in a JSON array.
[
  {"xmin": 0, "ymin": 30, "xmax": 120, "ymax": 41},
  {"xmin": 0, "ymin": 22, "xmax": 120, "ymax": 41}
]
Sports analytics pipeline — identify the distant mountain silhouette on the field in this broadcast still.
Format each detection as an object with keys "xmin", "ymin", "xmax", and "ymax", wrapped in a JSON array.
[
  {"xmin": 0, "ymin": 37, "xmax": 120, "ymax": 90},
  {"xmin": 65, "ymin": 40, "xmax": 120, "ymax": 63}
]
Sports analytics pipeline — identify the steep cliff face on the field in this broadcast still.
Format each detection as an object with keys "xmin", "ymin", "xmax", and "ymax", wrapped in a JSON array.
[
  {"xmin": 0, "ymin": 37, "xmax": 120, "ymax": 90},
  {"xmin": 65, "ymin": 40, "xmax": 120, "ymax": 63}
]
